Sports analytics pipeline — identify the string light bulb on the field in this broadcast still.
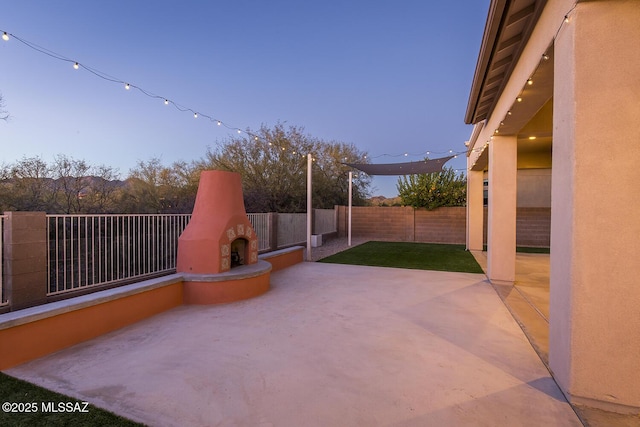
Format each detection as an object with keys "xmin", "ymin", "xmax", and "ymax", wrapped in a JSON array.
[
  {"xmin": 125, "ymin": 83, "xmax": 130, "ymax": 90},
  {"xmin": 542, "ymin": 53, "xmax": 550, "ymax": 61},
  {"xmin": 516, "ymin": 96, "xmax": 523, "ymax": 102},
  {"xmin": 2, "ymin": 32, "xmax": 8, "ymax": 41},
  {"xmin": 217, "ymin": 121, "xmax": 221, "ymax": 126},
  {"xmin": 194, "ymin": 112, "xmax": 198, "ymax": 118},
  {"xmin": 564, "ymin": 15, "xmax": 569, "ymax": 23},
  {"xmin": 527, "ymin": 78, "xmax": 533, "ymax": 85},
  {"xmin": 164, "ymin": 99, "xmax": 169, "ymax": 105},
  {"xmin": 73, "ymin": 62, "xmax": 79, "ymax": 70},
  {"xmin": 237, "ymin": 129, "xmax": 242, "ymax": 134}
]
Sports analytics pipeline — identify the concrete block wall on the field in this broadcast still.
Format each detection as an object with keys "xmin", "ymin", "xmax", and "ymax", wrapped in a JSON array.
[
  {"xmin": 3, "ymin": 212, "xmax": 48, "ymax": 311},
  {"xmin": 337, "ymin": 206, "xmax": 415, "ymax": 241},
  {"xmin": 339, "ymin": 205, "xmax": 550, "ymax": 247},
  {"xmin": 482, "ymin": 207, "xmax": 551, "ymax": 248},
  {"xmin": 516, "ymin": 207, "xmax": 551, "ymax": 247},
  {"xmin": 415, "ymin": 207, "xmax": 467, "ymax": 244}
]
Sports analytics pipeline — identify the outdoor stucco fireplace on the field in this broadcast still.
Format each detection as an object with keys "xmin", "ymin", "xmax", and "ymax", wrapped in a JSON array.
[
  {"xmin": 177, "ymin": 170, "xmax": 270, "ymax": 304},
  {"xmin": 177, "ymin": 170, "xmax": 258, "ymax": 274}
]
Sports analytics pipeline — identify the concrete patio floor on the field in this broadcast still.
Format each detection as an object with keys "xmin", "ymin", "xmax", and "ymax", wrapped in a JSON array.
[{"xmin": 6, "ymin": 262, "xmax": 582, "ymax": 426}]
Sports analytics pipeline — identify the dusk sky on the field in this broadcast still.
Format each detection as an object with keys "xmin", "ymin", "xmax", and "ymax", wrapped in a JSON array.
[{"xmin": 1, "ymin": 1, "xmax": 489, "ymax": 197}]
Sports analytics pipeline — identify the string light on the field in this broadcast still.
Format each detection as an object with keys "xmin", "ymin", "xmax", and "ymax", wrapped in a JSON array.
[
  {"xmin": 2, "ymin": 26, "xmax": 473, "ymax": 168},
  {"xmin": 470, "ymin": 4, "xmax": 578, "ymax": 171}
]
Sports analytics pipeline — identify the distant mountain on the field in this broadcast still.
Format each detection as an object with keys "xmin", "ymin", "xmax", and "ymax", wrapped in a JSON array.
[{"xmin": 368, "ymin": 195, "xmax": 402, "ymax": 206}]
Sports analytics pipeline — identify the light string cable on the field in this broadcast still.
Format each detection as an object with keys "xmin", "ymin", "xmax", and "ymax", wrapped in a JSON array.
[
  {"xmin": 367, "ymin": 148, "xmax": 466, "ymax": 160},
  {"xmin": 2, "ymin": 29, "xmax": 472, "ymax": 163},
  {"xmin": 0, "ymin": 30, "xmax": 257, "ymax": 137}
]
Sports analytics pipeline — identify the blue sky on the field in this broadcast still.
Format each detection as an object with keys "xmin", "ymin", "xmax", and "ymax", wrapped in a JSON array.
[{"xmin": 1, "ymin": 1, "xmax": 489, "ymax": 197}]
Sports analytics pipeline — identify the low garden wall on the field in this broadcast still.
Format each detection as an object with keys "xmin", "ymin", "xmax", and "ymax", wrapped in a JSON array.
[{"xmin": 0, "ymin": 246, "xmax": 303, "ymax": 370}]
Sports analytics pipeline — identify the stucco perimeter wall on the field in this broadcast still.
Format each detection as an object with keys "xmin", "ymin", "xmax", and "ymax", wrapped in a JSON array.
[{"xmin": 338, "ymin": 206, "xmax": 550, "ymax": 247}]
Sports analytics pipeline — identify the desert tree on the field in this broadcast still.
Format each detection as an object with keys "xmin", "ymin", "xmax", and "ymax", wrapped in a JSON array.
[
  {"xmin": 51, "ymin": 154, "xmax": 92, "ymax": 213},
  {"xmin": 396, "ymin": 165, "xmax": 466, "ymax": 209},
  {"xmin": 3, "ymin": 156, "xmax": 56, "ymax": 211},
  {"xmin": 123, "ymin": 157, "xmax": 199, "ymax": 213},
  {"xmin": 199, "ymin": 123, "xmax": 370, "ymax": 212}
]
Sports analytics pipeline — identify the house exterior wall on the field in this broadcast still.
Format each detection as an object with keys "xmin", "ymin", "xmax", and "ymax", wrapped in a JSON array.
[{"xmin": 549, "ymin": 0, "xmax": 640, "ymax": 412}]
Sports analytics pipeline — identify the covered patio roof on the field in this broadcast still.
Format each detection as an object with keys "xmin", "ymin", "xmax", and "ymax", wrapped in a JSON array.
[
  {"xmin": 465, "ymin": 0, "xmax": 554, "ymax": 171},
  {"xmin": 465, "ymin": 0, "xmax": 548, "ymax": 125}
]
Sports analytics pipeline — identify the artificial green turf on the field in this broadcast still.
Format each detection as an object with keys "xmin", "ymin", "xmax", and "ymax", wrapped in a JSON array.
[
  {"xmin": 0, "ymin": 372, "xmax": 143, "ymax": 427},
  {"xmin": 318, "ymin": 241, "xmax": 484, "ymax": 274}
]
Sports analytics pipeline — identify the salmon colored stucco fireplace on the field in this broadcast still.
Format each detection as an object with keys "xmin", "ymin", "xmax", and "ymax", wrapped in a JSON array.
[
  {"xmin": 176, "ymin": 170, "xmax": 270, "ymax": 304},
  {"xmin": 177, "ymin": 170, "xmax": 259, "ymax": 274}
]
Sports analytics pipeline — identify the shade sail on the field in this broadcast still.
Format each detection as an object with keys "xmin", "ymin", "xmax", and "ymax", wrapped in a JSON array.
[{"xmin": 344, "ymin": 155, "xmax": 455, "ymax": 176}]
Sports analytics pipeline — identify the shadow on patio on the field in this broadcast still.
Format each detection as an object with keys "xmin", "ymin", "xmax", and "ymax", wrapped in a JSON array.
[{"xmin": 471, "ymin": 251, "xmax": 551, "ymax": 366}]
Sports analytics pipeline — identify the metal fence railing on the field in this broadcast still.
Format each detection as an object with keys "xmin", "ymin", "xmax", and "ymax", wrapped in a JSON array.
[
  {"xmin": 47, "ymin": 214, "xmax": 191, "ymax": 295},
  {"xmin": 247, "ymin": 213, "xmax": 271, "ymax": 252},
  {"xmin": 41, "ymin": 208, "xmax": 335, "ymax": 297}
]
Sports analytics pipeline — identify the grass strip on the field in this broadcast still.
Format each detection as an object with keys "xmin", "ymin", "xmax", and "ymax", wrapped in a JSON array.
[
  {"xmin": 318, "ymin": 241, "xmax": 484, "ymax": 274},
  {"xmin": 0, "ymin": 372, "xmax": 143, "ymax": 427}
]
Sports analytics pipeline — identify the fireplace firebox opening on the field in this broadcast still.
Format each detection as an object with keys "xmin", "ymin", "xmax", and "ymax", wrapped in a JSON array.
[{"xmin": 230, "ymin": 238, "xmax": 248, "ymax": 268}]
